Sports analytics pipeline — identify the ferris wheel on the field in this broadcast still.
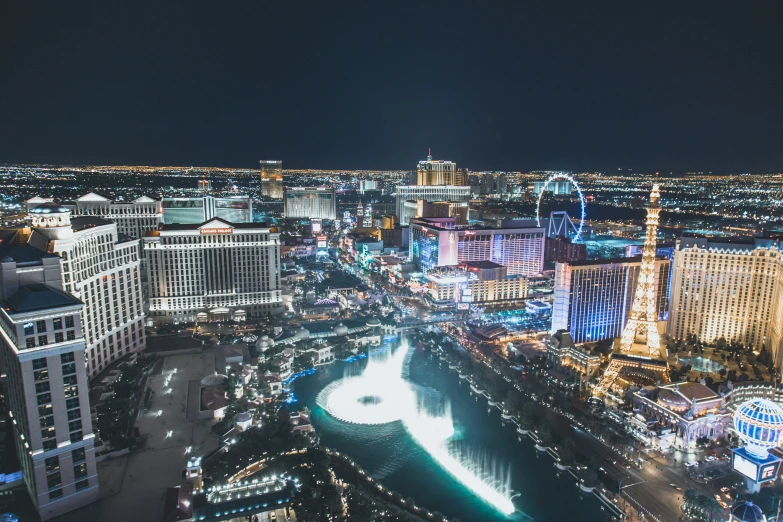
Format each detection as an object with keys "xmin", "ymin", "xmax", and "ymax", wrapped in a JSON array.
[{"xmin": 535, "ymin": 173, "xmax": 586, "ymax": 242}]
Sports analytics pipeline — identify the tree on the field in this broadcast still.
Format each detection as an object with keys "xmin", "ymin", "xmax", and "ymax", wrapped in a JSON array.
[
  {"xmin": 578, "ymin": 467, "xmax": 599, "ymax": 488},
  {"xmin": 538, "ymin": 424, "xmax": 552, "ymax": 446},
  {"xmin": 716, "ymin": 336, "xmax": 728, "ymax": 351},
  {"xmin": 684, "ymin": 488, "xmax": 699, "ymax": 508},
  {"xmin": 559, "ymin": 437, "xmax": 576, "ymax": 466},
  {"xmin": 520, "ymin": 402, "xmax": 535, "ymax": 430}
]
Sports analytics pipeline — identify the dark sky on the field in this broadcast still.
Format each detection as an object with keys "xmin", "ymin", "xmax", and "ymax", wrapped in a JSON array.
[{"xmin": 1, "ymin": 2, "xmax": 782, "ymax": 172}]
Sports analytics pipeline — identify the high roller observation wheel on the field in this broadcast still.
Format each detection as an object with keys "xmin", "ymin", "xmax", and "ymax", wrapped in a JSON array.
[{"xmin": 535, "ymin": 172, "xmax": 586, "ymax": 242}]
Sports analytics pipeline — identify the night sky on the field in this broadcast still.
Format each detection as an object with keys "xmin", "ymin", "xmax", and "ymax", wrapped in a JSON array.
[{"xmin": 1, "ymin": 2, "xmax": 782, "ymax": 172}]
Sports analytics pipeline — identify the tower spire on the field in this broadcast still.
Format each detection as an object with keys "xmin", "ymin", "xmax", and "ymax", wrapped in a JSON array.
[
  {"xmin": 618, "ymin": 183, "xmax": 662, "ymax": 356},
  {"xmin": 593, "ymin": 183, "xmax": 669, "ymax": 399},
  {"xmin": 427, "ymin": 148, "xmax": 432, "ymax": 161}
]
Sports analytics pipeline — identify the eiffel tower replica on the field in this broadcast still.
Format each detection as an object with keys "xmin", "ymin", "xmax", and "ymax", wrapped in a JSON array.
[{"xmin": 593, "ymin": 184, "xmax": 670, "ymax": 398}]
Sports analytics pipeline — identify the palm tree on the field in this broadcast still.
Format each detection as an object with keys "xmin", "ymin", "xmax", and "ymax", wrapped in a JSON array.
[
  {"xmin": 705, "ymin": 497, "xmax": 723, "ymax": 521},
  {"xmin": 684, "ymin": 489, "xmax": 699, "ymax": 511}
]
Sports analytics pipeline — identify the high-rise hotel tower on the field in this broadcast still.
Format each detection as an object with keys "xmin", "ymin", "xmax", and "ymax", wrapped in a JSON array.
[
  {"xmin": 26, "ymin": 203, "xmax": 146, "ymax": 379},
  {"xmin": 0, "ymin": 230, "xmax": 98, "ymax": 520}
]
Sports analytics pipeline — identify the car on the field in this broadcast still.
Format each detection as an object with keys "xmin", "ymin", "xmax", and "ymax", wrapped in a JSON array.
[
  {"xmin": 720, "ymin": 487, "xmax": 730, "ymax": 493},
  {"xmin": 707, "ymin": 456, "xmax": 716, "ymax": 461},
  {"xmin": 270, "ymin": 513, "xmax": 277, "ymax": 521},
  {"xmin": 599, "ymin": 467, "xmax": 606, "ymax": 472},
  {"xmin": 670, "ymin": 484, "xmax": 682, "ymax": 491}
]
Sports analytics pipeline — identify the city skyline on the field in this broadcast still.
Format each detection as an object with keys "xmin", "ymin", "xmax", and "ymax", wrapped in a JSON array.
[{"xmin": 2, "ymin": 2, "xmax": 783, "ymax": 172}]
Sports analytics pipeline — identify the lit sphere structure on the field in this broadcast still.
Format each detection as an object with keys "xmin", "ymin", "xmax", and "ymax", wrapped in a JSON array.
[{"xmin": 733, "ymin": 399, "xmax": 783, "ymax": 459}]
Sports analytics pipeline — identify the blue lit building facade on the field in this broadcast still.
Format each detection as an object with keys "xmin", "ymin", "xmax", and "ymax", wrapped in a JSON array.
[
  {"xmin": 551, "ymin": 256, "xmax": 670, "ymax": 344},
  {"xmin": 409, "ymin": 218, "xmax": 545, "ymax": 275}
]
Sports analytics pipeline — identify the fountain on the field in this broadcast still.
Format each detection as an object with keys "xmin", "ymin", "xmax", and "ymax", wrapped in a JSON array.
[{"xmin": 316, "ymin": 338, "xmax": 515, "ymax": 515}]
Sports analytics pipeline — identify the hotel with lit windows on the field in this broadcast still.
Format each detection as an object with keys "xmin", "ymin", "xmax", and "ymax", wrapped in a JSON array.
[
  {"xmin": 24, "ymin": 203, "xmax": 146, "ymax": 380},
  {"xmin": 551, "ymin": 256, "xmax": 670, "ymax": 344},
  {"xmin": 668, "ymin": 237, "xmax": 783, "ymax": 365},
  {"xmin": 144, "ymin": 218, "xmax": 283, "ymax": 325},
  {"xmin": 409, "ymin": 217, "xmax": 545, "ymax": 276},
  {"xmin": 0, "ymin": 229, "xmax": 98, "ymax": 520}
]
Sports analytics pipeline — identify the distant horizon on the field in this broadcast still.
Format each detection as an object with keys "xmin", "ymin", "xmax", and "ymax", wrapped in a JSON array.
[{"xmin": 0, "ymin": 161, "xmax": 776, "ymax": 177}]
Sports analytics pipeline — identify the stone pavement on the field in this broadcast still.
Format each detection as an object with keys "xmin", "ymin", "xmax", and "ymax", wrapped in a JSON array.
[{"xmin": 55, "ymin": 352, "xmax": 220, "ymax": 522}]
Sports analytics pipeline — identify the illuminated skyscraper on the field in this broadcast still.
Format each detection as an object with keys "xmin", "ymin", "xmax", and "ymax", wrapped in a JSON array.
[
  {"xmin": 259, "ymin": 160, "xmax": 283, "ymax": 199},
  {"xmin": 284, "ymin": 187, "xmax": 336, "ymax": 220},
  {"xmin": 27, "ymin": 204, "xmax": 145, "ymax": 379},
  {"xmin": 416, "ymin": 150, "xmax": 467, "ymax": 186},
  {"xmin": 409, "ymin": 217, "xmax": 544, "ymax": 276},
  {"xmin": 0, "ymin": 231, "xmax": 99, "ymax": 520},
  {"xmin": 144, "ymin": 219, "xmax": 283, "ymax": 324},
  {"xmin": 551, "ymin": 256, "xmax": 670, "ymax": 344},
  {"xmin": 667, "ymin": 237, "xmax": 783, "ymax": 362}
]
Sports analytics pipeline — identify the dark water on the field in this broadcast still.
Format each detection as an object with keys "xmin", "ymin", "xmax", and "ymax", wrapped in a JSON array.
[{"xmin": 291, "ymin": 344, "xmax": 607, "ymax": 522}]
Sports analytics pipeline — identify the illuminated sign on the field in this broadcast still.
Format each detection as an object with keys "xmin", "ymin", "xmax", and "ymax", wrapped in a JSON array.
[
  {"xmin": 760, "ymin": 462, "xmax": 779, "ymax": 481},
  {"xmin": 200, "ymin": 228, "xmax": 233, "ymax": 235},
  {"xmin": 733, "ymin": 453, "xmax": 759, "ymax": 480}
]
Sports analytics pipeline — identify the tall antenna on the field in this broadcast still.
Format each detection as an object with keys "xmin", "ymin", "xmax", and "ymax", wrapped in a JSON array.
[{"xmin": 427, "ymin": 148, "xmax": 432, "ymax": 161}]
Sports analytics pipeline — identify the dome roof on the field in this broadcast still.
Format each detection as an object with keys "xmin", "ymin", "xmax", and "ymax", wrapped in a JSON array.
[
  {"xmin": 733, "ymin": 399, "xmax": 783, "ymax": 458},
  {"xmin": 366, "ymin": 317, "xmax": 381, "ymax": 327},
  {"xmin": 333, "ymin": 323, "xmax": 349, "ymax": 336},
  {"xmin": 657, "ymin": 388, "xmax": 689, "ymax": 411},
  {"xmin": 269, "ymin": 226, "xmax": 279, "ymax": 233},
  {"xmin": 256, "ymin": 335, "xmax": 275, "ymax": 350},
  {"xmin": 234, "ymin": 411, "xmax": 252, "ymax": 423},
  {"xmin": 294, "ymin": 327, "xmax": 310, "ymax": 339},
  {"xmin": 200, "ymin": 373, "xmax": 229, "ymax": 387},
  {"xmin": 30, "ymin": 202, "xmax": 70, "ymax": 214},
  {"xmin": 730, "ymin": 501, "xmax": 766, "ymax": 522}
]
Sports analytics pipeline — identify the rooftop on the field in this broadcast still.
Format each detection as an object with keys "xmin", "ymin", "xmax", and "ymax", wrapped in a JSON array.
[
  {"xmin": 71, "ymin": 216, "xmax": 114, "ymax": 231},
  {"xmin": 0, "ymin": 230, "xmax": 58, "ymax": 266},
  {"xmin": 160, "ymin": 217, "xmax": 271, "ymax": 231},
  {"xmin": 3, "ymin": 284, "xmax": 81, "ymax": 314},
  {"xmin": 463, "ymin": 260, "xmax": 503, "ymax": 270}
]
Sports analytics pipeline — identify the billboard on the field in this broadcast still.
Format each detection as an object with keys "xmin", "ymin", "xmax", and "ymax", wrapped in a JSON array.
[
  {"xmin": 733, "ymin": 452, "xmax": 758, "ymax": 480},
  {"xmin": 760, "ymin": 461, "xmax": 780, "ymax": 481}
]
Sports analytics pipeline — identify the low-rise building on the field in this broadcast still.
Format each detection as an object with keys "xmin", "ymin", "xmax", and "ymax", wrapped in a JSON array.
[
  {"xmin": 546, "ymin": 330, "xmax": 601, "ymax": 383},
  {"xmin": 632, "ymin": 381, "xmax": 730, "ymax": 450},
  {"xmin": 426, "ymin": 261, "xmax": 528, "ymax": 305}
]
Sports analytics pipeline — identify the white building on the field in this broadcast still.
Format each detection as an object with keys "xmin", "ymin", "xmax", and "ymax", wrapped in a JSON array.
[
  {"xmin": 58, "ymin": 193, "xmax": 162, "ymax": 239},
  {"xmin": 409, "ymin": 217, "xmax": 544, "ymax": 276},
  {"xmin": 632, "ymin": 382, "xmax": 730, "ymax": 450},
  {"xmin": 284, "ymin": 187, "xmax": 336, "ymax": 220},
  {"xmin": 144, "ymin": 218, "xmax": 283, "ymax": 325},
  {"xmin": 26, "ymin": 203, "xmax": 146, "ymax": 379},
  {"xmin": 395, "ymin": 185, "xmax": 471, "ymax": 225},
  {"xmin": 668, "ymin": 238, "xmax": 783, "ymax": 361},
  {"xmin": 0, "ymin": 235, "xmax": 98, "ymax": 520},
  {"xmin": 427, "ymin": 261, "xmax": 529, "ymax": 305}
]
